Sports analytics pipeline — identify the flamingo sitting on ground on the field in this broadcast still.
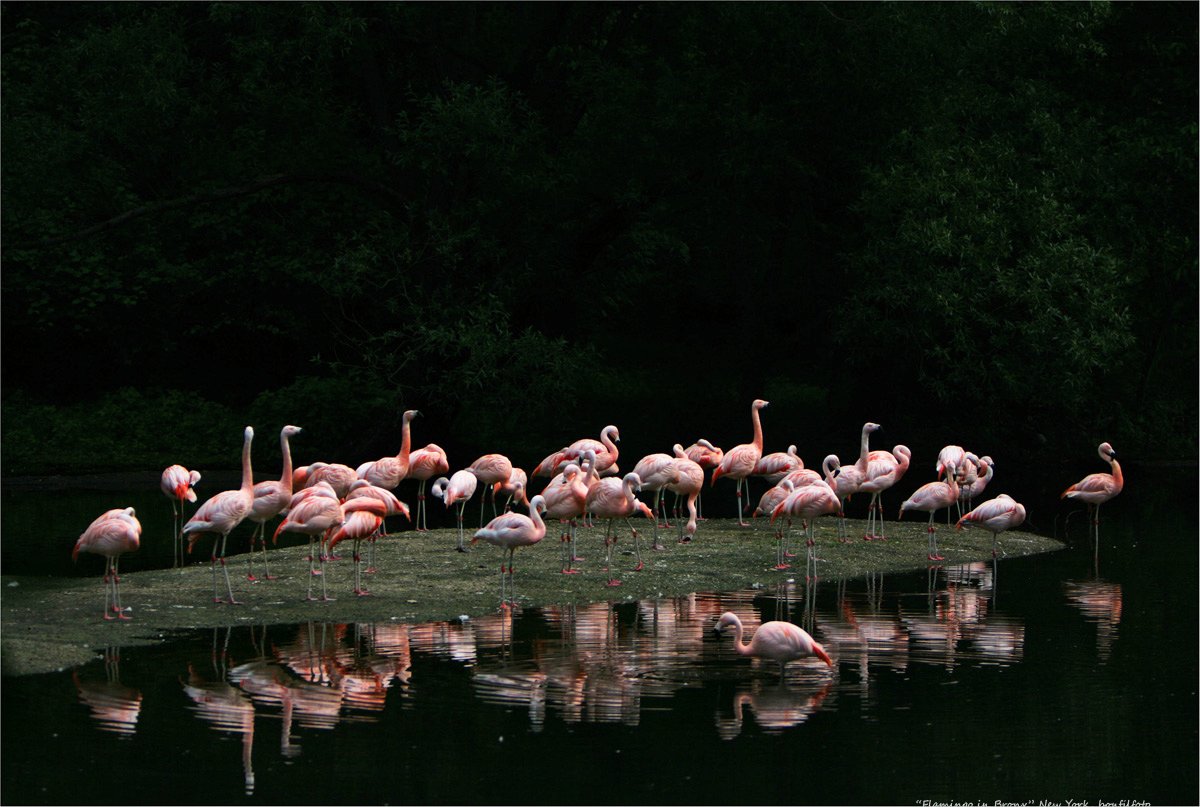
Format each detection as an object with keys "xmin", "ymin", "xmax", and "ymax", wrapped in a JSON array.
[
  {"xmin": 714, "ymin": 611, "xmax": 833, "ymax": 678},
  {"xmin": 711, "ymin": 399, "xmax": 769, "ymax": 526},
  {"xmin": 161, "ymin": 465, "xmax": 201, "ymax": 569},
  {"xmin": 1061, "ymin": 442, "xmax": 1124, "ymax": 543},
  {"xmin": 585, "ymin": 471, "xmax": 654, "ymax": 587},
  {"xmin": 753, "ymin": 445, "xmax": 803, "ymax": 484},
  {"xmin": 183, "ymin": 427, "xmax": 256, "ymax": 605},
  {"xmin": 274, "ymin": 491, "xmax": 344, "ymax": 601},
  {"xmin": 431, "ymin": 470, "xmax": 479, "ymax": 551},
  {"xmin": 355, "ymin": 409, "xmax": 420, "ymax": 491},
  {"xmin": 74, "ymin": 507, "xmax": 142, "ymax": 621},
  {"xmin": 472, "ymin": 495, "xmax": 548, "ymax": 609},
  {"xmin": 467, "ymin": 454, "xmax": 513, "ymax": 526},
  {"xmin": 327, "ymin": 497, "xmax": 388, "ymax": 597},
  {"xmin": 667, "ymin": 444, "xmax": 705, "ymax": 543},
  {"xmin": 899, "ymin": 463, "xmax": 961, "ymax": 561},
  {"xmin": 685, "ymin": 439, "xmax": 723, "ymax": 519},
  {"xmin": 245, "ymin": 424, "xmax": 302, "ymax": 582},
  {"xmin": 956, "ymin": 494, "xmax": 1027, "ymax": 557},
  {"xmin": 406, "ymin": 443, "xmax": 449, "ymax": 532}
]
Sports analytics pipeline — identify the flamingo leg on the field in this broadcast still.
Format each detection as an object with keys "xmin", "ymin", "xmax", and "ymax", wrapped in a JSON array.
[
  {"xmin": 456, "ymin": 501, "xmax": 468, "ymax": 552},
  {"xmin": 219, "ymin": 534, "xmax": 241, "ymax": 605},
  {"xmin": 604, "ymin": 520, "xmax": 621, "ymax": 586},
  {"xmin": 247, "ymin": 522, "xmax": 261, "ymax": 581},
  {"xmin": 627, "ymin": 518, "xmax": 645, "ymax": 571},
  {"xmin": 258, "ymin": 521, "xmax": 276, "ymax": 580}
]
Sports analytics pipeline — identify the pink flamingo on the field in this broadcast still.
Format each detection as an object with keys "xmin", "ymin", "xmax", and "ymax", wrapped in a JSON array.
[
  {"xmin": 667, "ymin": 445, "xmax": 704, "ymax": 543},
  {"xmin": 899, "ymin": 462, "xmax": 961, "ymax": 561},
  {"xmin": 753, "ymin": 445, "xmax": 804, "ymax": 484},
  {"xmin": 245, "ymin": 424, "xmax": 302, "ymax": 582},
  {"xmin": 73, "ymin": 507, "xmax": 142, "ymax": 621},
  {"xmin": 960, "ymin": 454, "xmax": 993, "ymax": 512},
  {"xmin": 407, "ymin": 443, "xmax": 449, "ymax": 531},
  {"xmin": 771, "ymin": 475, "xmax": 841, "ymax": 578},
  {"xmin": 327, "ymin": 497, "xmax": 388, "ymax": 597},
  {"xmin": 531, "ymin": 446, "xmax": 581, "ymax": 479},
  {"xmin": 956, "ymin": 494, "xmax": 1026, "ymax": 557},
  {"xmin": 472, "ymin": 494, "xmax": 548, "ymax": 609},
  {"xmin": 777, "ymin": 467, "xmax": 824, "ymax": 489},
  {"xmin": 936, "ymin": 445, "xmax": 966, "ymax": 480},
  {"xmin": 753, "ymin": 480, "xmax": 796, "ymax": 568},
  {"xmin": 467, "ymin": 454, "xmax": 514, "ymax": 525},
  {"xmin": 711, "ymin": 399, "xmax": 769, "ymax": 526},
  {"xmin": 344, "ymin": 480, "xmax": 410, "ymax": 573},
  {"xmin": 183, "ymin": 427, "xmax": 255, "ymax": 605},
  {"xmin": 273, "ymin": 492, "xmax": 344, "ymax": 601},
  {"xmin": 356, "ymin": 409, "xmax": 420, "ymax": 490},
  {"xmin": 568, "ymin": 425, "xmax": 621, "ymax": 476},
  {"xmin": 278, "ymin": 481, "xmax": 338, "ymax": 577},
  {"xmin": 298, "ymin": 462, "xmax": 357, "ymax": 499},
  {"xmin": 1061, "ymin": 442, "xmax": 1123, "ymax": 543},
  {"xmin": 860, "ymin": 444, "xmax": 911, "ymax": 540},
  {"xmin": 685, "ymin": 438, "xmax": 723, "ymax": 520},
  {"xmin": 493, "ymin": 466, "xmax": 530, "ymax": 512},
  {"xmin": 541, "ymin": 463, "xmax": 589, "ymax": 574},
  {"xmin": 161, "ymin": 465, "xmax": 201, "ymax": 569},
  {"xmin": 714, "ymin": 611, "xmax": 833, "ymax": 678},
  {"xmin": 432, "ymin": 470, "xmax": 479, "ymax": 551},
  {"xmin": 633, "ymin": 451, "xmax": 681, "ymax": 548},
  {"xmin": 821, "ymin": 454, "xmax": 864, "ymax": 543},
  {"xmin": 585, "ymin": 471, "xmax": 654, "ymax": 586}
]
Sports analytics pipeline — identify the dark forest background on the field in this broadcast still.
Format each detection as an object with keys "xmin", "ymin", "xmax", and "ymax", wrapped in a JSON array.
[{"xmin": 2, "ymin": 2, "xmax": 1196, "ymax": 480}]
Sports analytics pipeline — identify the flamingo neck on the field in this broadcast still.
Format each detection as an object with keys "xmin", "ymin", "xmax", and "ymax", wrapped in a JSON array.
[
  {"xmin": 602, "ymin": 427, "xmax": 618, "ymax": 459},
  {"xmin": 751, "ymin": 406, "xmax": 764, "ymax": 452},
  {"xmin": 1110, "ymin": 458, "xmax": 1124, "ymax": 491},
  {"xmin": 397, "ymin": 414, "xmax": 414, "ymax": 463},
  {"xmin": 730, "ymin": 620, "xmax": 751, "ymax": 656},
  {"xmin": 858, "ymin": 426, "xmax": 872, "ymax": 471},
  {"xmin": 240, "ymin": 433, "xmax": 254, "ymax": 495},
  {"xmin": 280, "ymin": 432, "xmax": 295, "ymax": 493}
]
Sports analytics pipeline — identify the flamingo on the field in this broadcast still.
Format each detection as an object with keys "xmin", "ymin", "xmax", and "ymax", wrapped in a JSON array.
[
  {"xmin": 568, "ymin": 425, "xmax": 620, "ymax": 476},
  {"xmin": 245, "ymin": 425, "xmax": 302, "ymax": 582},
  {"xmin": 541, "ymin": 463, "xmax": 589, "ymax": 574},
  {"xmin": 344, "ymin": 480, "xmax": 410, "ymax": 573},
  {"xmin": 467, "ymin": 454, "xmax": 514, "ymax": 526},
  {"xmin": 936, "ymin": 445, "xmax": 966, "ymax": 480},
  {"xmin": 161, "ymin": 465, "xmax": 201, "ymax": 569},
  {"xmin": 956, "ymin": 494, "xmax": 1027, "ymax": 557},
  {"xmin": 493, "ymin": 466, "xmax": 530, "ymax": 512},
  {"xmin": 632, "ymin": 451, "xmax": 681, "ymax": 549},
  {"xmin": 753, "ymin": 480, "xmax": 795, "ymax": 568},
  {"xmin": 273, "ymin": 492, "xmax": 344, "ymax": 601},
  {"xmin": 899, "ymin": 462, "xmax": 961, "ymax": 561},
  {"xmin": 297, "ymin": 462, "xmax": 357, "ymax": 499},
  {"xmin": 711, "ymin": 399, "xmax": 769, "ymax": 526},
  {"xmin": 667, "ymin": 445, "xmax": 704, "ymax": 543},
  {"xmin": 356, "ymin": 409, "xmax": 420, "ymax": 490},
  {"xmin": 431, "ymin": 470, "xmax": 478, "ymax": 551},
  {"xmin": 585, "ymin": 471, "xmax": 654, "ymax": 586},
  {"xmin": 821, "ymin": 455, "xmax": 864, "ymax": 543},
  {"xmin": 327, "ymin": 497, "xmax": 388, "ymax": 597},
  {"xmin": 714, "ymin": 612, "xmax": 833, "ymax": 678},
  {"xmin": 960, "ymin": 455, "xmax": 994, "ymax": 512},
  {"xmin": 531, "ymin": 446, "xmax": 581, "ymax": 478},
  {"xmin": 472, "ymin": 494, "xmax": 548, "ymax": 609},
  {"xmin": 859, "ymin": 444, "xmax": 911, "ymax": 540},
  {"xmin": 1061, "ymin": 442, "xmax": 1124, "ymax": 543},
  {"xmin": 771, "ymin": 474, "xmax": 841, "ymax": 578},
  {"xmin": 753, "ymin": 445, "xmax": 804, "ymax": 484},
  {"xmin": 685, "ymin": 438, "xmax": 723, "ymax": 519},
  {"xmin": 183, "ymin": 427, "xmax": 256, "ymax": 605},
  {"xmin": 73, "ymin": 507, "xmax": 142, "ymax": 621},
  {"xmin": 407, "ymin": 443, "xmax": 449, "ymax": 532}
]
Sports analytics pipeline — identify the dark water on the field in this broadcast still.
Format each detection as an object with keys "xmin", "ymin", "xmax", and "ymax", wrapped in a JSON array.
[{"xmin": 2, "ymin": 470, "xmax": 1197, "ymax": 805}]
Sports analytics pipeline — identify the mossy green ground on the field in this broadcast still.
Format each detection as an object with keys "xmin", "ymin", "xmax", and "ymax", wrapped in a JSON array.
[{"xmin": 1, "ymin": 516, "xmax": 1062, "ymax": 676}]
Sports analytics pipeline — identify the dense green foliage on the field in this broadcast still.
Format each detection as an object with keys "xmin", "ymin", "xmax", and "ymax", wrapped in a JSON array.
[{"xmin": 2, "ymin": 2, "xmax": 1195, "ymax": 475}]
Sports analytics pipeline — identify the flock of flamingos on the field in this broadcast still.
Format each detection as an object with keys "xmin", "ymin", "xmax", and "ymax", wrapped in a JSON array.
[{"xmin": 71, "ymin": 399, "xmax": 1124, "ymax": 675}]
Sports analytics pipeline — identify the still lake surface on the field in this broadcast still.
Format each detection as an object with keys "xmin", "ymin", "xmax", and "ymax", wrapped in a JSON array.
[{"xmin": 1, "ymin": 468, "xmax": 1196, "ymax": 805}]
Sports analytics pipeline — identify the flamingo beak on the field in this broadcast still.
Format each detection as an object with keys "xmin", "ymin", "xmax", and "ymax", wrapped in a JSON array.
[{"xmin": 813, "ymin": 643, "xmax": 833, "ymax": 666}]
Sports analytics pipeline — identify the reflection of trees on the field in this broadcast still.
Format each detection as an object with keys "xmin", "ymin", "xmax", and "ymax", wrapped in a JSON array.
[
  {"xmin": 72, "ymin": 647, "xmax": 142, "ymax": 738},
  {"xmin": 1063, "ymin": 578, "xmax": 1123, "ymax": 662}
]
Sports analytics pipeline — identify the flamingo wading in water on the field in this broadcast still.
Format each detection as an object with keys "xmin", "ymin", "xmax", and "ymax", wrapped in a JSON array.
[
  {"xmin": 714, "ymin": 611, "xmax": 833, "ymax": 678},
  {"xmin": 74, "ymin": 507, "xmax": 142, "ymax": 621},
  {"xmin": 1061, "ymin": 442, "xmax": 1124, "ymax": 544}
]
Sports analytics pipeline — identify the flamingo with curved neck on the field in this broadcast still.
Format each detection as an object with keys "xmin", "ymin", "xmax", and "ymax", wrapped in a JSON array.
[
  {"xmin": 472, "ymin": 495, "xmax": 548, "ymax": 609},
  {"xmin": 714, "ymin": 611, "xmax": 833, "ymax": 678}
]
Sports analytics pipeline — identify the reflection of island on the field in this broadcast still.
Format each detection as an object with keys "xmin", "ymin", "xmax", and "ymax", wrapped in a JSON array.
[
  {"xmin": 1063, "ymin": 578, "xmax": 1123, "ymax": 661},
  {"xmin": 72, "ymin": 648, "xmax": 142, "ymax": 737}
]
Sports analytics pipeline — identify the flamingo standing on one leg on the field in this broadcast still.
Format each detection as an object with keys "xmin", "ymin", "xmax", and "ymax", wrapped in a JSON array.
[
  {"xmin": 1061, "ymin": 442, "xmax": 1124, "ymax": 545},
  {"xmin": 472, "ymin": 494, "xmax": 548, "ymax": 609},
  {"xmin": 327, "ymin": 497, "xmax": 388, "ymax": 597},
  {"xmin": 245, "ymin": 425, "xmax": 302, "ymax": 582},
  {"xmin": 711, "ymin": 399, "xmax": 769, "ymax": 526},
  {"xmin": 467, "ymin": 454, "xmax": 513, "ymax": 526},
  {"xmin": 714, "ymin": 611, "xmax": 833, "ymax": 678},
  {"xmin": 541, "ymin": 463, "xmax": 588, "ymax": 574},
  {"xmin": 183, "ymin": 427, "xmax": 256, "ymax": 605},
  {"xmin": 860, "ymin": 444, "xmax": 911, "ymax": 541},
  {"xmin": 632, "ymin": 451, "xmax": 681, "ymax": 549},
  {"xmin": 667, "ymin": 445, "xmax": 704, "ymax": 543},
  {"xmin": 161, "ymin": 465, "xmax": 201, "ymax": 570},
  {"xmin": 431, "ymin": 470, "xmax": 478, "ymax": 551},
  {"xmin": 956, "ymin": 494, "xmax": 1027, "ymax": 557},
  {"xmin": 899, "ymin": 463, "xmax": 961, "ymax": 562},
  {"xmin": 274, "ymin": 492, "xmax": 344, "ymax": 601},
  {"xmin": 585, "ymin": 471, "xmax": 654, "ymax": 586},
  {"xmin": 407, "ymin": 443, "xmax": 449, "ymax": 532},
  {"xmin": 685, "ymin": 439, "xmax": 723, "ymax": 520},
  {"xmin": 73, "ymin": 507, "xmax": 142, "ymax": 621}
]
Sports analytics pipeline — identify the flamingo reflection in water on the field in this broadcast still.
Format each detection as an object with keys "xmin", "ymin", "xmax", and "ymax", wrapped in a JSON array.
[
  {"xmin": 72, "ymin": 647, "xmax": 142, "ymax": 737},
  {"xmin": 715, "ymin": 679, "xmax": 833, "ymax": 740},
  {"xmin": 1063, "ymin": 577, "xmax": 1123, "ymax": 663},
  {"xmin": 181, "ymin": 631, "xmax": 257, "ymax": 796}
]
